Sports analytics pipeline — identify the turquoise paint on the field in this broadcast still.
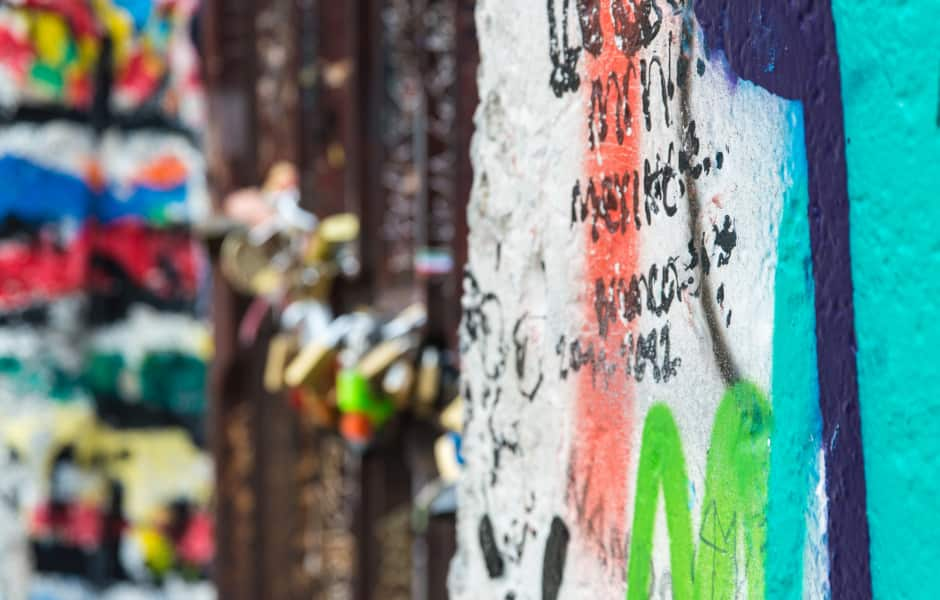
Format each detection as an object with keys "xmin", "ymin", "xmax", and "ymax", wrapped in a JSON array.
[
  {"xmin": 766, "ymin": 105, "xmax": 824, "ymax": 599},
  {"xmin": 832, "ymin": 2, "xmax": 940, "ymax": 598}
]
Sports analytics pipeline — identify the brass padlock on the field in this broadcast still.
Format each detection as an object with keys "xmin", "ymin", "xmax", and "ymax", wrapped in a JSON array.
[
  {"xmin": 304, "ymin": 213, "xmax": 360, "ymax": 265},
  {"xmin": 414, "ymin": 347, "xmax": 441, "ymax": 417},
  {"xmin": 381, "ymin": 303, "xmax": 427, "ymax": 339},
  {"xmin": 295, "ymin": 386, "xmax": 337, "ymax": 427},
  {"xmin": 284, "ymin": 341, "xmax": 337, "ymax": 392},
  {"xmin": 434, "ymin": 433, "xmax": 462, "ymax": 484},
  {"xmin": 382, "ymin": 360, "xmax": 415, "ymax": 410},
  {"xmin": 439, "ymin": 395, "xmax": 463, "ymax": 433},
  {"xmin": 357, "ymin": 337, "xmax": 413, "ymax": 382},
  {"xmin": 220, "ymin": 229, "xmax": 293, "ymax": 297},
  {"xmin": 264, "ymin": 333, "xmax": 298, "ymax": 393}
]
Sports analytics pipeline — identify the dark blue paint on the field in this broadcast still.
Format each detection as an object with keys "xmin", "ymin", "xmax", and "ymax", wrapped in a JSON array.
[{"xmin": 691, "ymin": 1, "xmax": 872, "ymax": 597}]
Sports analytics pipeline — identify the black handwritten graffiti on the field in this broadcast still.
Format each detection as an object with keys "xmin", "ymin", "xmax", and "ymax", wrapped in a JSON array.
[
  {"xmin": 478, "ymin": 514, "xmax": 570, "ymax": 599},
  {"xmin": 577, "ymin": 0, "xmax": 603, "ymax": 57},
  {"xmin": 593, "ymin": 260, "xmax": 684, "ymax": 338},
  {"xmin": 685, "ymin": 233, "xmax": 711, "ymax": 276},
  {"xmin": 503, "ymin": 519, "xmax": 538, "ymax": 565},
  {"xmin": 547, "ymin": 0, "xmax": 582, "ymax": 97},
  {"xmin": 612, "ymin": 0, "xmax": 663, "ymax": 57},
  {"xmin": 542, "ymin": 517, "xmax": 570, "ymax": 600},
  {"xmin": 571, "ymin": 144, "xmax": 724, "ymax": 238},
  {"xmin": 643, "ymin": 144, "xmax": 683, "ymax": 219},
  {"xmin": 557, "ymin": 322, "xmax": 681, "ymax": 386},
  {"xmin": 512, "ymin": 314, "xmax": 546, "ymax": 402},
  {"xmin": 589, "ymin": 67, "xmax": 635, "ymax": 149},
  {"xmin": 479, "ymin": 514, "xmax": 505, "ymax": 578},
  {"xmin": 712, "ymin": 215, "xmax": 737, "ymax": 267},
  {"xmin": 571, "ymin": 173, "xmax": 638, "ymax": 239},
  {"xmin": 487, "ymin": 391, "xmax": 522, "ymax": 486},
  {"xmin": 548, "ymin": 0, "xmax": 670, "ymax": 99},
  {"xmin": 462, "ymin": 270, "xmax": 508, "ymax": 380},
  {"xmin": 641, "ymin": 50, "xmax": 674, "ymax": 131}
]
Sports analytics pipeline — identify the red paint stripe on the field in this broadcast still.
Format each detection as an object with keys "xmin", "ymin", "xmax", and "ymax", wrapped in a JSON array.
[
  {"xmin": 569, "ymin": 0, "xmax": 642, "ymax": 567},
  {"xmin": 0, "ymin": 227, "xmax": 89, "ymax": 309}
]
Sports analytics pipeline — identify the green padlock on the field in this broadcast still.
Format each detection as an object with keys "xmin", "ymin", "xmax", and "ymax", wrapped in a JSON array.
[{"xmin": 336, "ymin": 369, "xmax": 395, "ymax": 427}]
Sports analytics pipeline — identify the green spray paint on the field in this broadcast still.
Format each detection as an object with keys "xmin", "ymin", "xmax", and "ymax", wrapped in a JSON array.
[
  {"xmin": 831, "ymin": 3, "xmax": 940, "ymax": 598},
  {"xmin": 626, "ymin": 382, "xmax": 771, "ymax": 599}
]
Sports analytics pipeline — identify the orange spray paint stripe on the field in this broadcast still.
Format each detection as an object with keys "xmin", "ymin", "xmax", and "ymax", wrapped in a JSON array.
[{"xmin": 569, "ymin": 0, "xmax": 642, "ymax": 566}]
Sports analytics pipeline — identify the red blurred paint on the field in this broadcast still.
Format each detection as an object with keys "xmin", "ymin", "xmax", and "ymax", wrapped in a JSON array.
[
  {"xmin": 0, "ymin": 28, "xmax": 33, "ymax": 79},
  {"xmin": 568, "ymin": 0, "xmax": 642, "ymax": 565},
  {"xmin": 89, "ymin": 220, "xmax": 201, "ymax": 300},
  {"xmin": 0, "ymin": 227, "xmax": 89, "ymax": 309},
  {"xmin": 31, "ymin": 502, "xmax": 104, "ymax": 550},
  {"xmin": 176, "ymin": 511, "xmax": 214, "ymax": 566}
]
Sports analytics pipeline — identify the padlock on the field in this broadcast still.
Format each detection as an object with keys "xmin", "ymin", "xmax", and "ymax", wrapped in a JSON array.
[
  {"xmin": 280, "ymin": 300, "xmax": 332, "ymax": 342},
  {"xmin": 304, "ymin": 213, "xmax": 360, "ymax": 265},
  {"xmin": 264, "ymin": 333, "xmax": 297, "ymax": 393},
  {"xmin": 382, "ymin": 360, "xmax": 415, "ymax": 410},
  {"xmin": 434, "ymin": 432, "xmax": 463, "ymax": 484},
  {"xmin": 263, "ymin": 161, "xmax": 299, "ymax": 193},
  {"xmin": 338, "ymin": 311, "xmax": 382, "ymax": 367},
  {"xmin": 439, "ymin": 395, "xmax": 463, "ymax": 433},
  {"xmin": 357, "ymin": 336, "xmax": 414, "ymax": 382},
  {"xmin": 284, "ymin": 341, "xmax": 337, "ymax": 392},
  {"xmin": 291, "ymin": 386, "xmax": 337, "ymax": 427},
  {"xmin": 339, "ymin": 412, "xmax": 372, "ymax": 445},
  {"xmin": 336, "ymin": 369, "xmax": 394, "ymax": 428},
  {"xmin": 414, "ymin": 347, "xmax": 441, "ymax": 417},
  {"xmin": 380, "ymin": 303, "xmax": 427, "ymax": 340},
  {"xmin": 220, "ymin": 229, "xmax": 291, "ymax": 297},
  {"xmin": 295, "ymin": 261, "xmax": 340, "ymax": 302}
]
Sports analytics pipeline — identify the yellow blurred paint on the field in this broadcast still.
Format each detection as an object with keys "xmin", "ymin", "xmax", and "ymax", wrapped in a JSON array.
[{"xmin": 33, "ymin": 13, "xmax": 70, "ymax": 66}]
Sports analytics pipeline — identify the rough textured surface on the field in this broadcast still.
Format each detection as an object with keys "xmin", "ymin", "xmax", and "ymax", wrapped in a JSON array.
[
  {"xmin": 833, "ymin": 2, "xmax": 940, "ymax": 598},
  {"xmin": 451, "ymin": 1, "xmax": 938, "ymax": 598}
]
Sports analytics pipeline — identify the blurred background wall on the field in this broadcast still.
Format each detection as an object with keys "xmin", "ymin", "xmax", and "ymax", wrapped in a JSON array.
[{"xmin": 0, "ymin": 1, "xmax": 477, "ymax": 599}]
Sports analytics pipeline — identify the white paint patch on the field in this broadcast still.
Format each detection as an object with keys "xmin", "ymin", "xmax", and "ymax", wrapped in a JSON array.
[{"xmin": 87, "ymin": 305, "xmax": 211, "ymax": 364}]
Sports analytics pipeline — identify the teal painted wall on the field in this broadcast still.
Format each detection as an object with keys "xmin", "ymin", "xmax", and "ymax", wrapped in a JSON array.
[
  {"xmin": 833, "ymin": 2, "xmax": 940, "ymax": 598},
  {"xmin": 767, "ymin": 109, "xmax": 822, "ymax": 600}
]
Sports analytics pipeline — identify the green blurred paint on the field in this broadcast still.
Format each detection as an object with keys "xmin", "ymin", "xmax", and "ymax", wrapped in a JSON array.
[
  {"xmin": 140, "ymin": 352, "xmax": 207, "ymax": 415},
  {"xmin": 83, "ymin": 351, "xmax": 207, "ymax": 416}
]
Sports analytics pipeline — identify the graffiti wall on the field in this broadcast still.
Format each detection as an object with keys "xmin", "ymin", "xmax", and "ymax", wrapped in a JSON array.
[
  {"xmin": 0, "ymin": 1, "xmax": 213, "ymax": 598},
  {"xmin": 450, "ymin": 1, "xmax": 939, "ymax": 598}
]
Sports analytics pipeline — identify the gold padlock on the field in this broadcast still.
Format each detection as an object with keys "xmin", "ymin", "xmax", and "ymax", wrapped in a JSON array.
[
  {"xmin": 382, "ymin": 360, "xmax": 415, "ymax": 410},
  {"xmin": 284, "ymin": 341, "xmax": 337, "ymax": 392},
  {"xmin": 414, "ymin": 347, "xmax": 441, "ymax": 417},
  {"xmin": 220, "ymin": 229, "xmax": 291, "ymax": 296},
  {"xmin": 297, "ymin": 386, "xmax": 337, "ymax": 427},
  {"xmin": 381, "ymin": 303, "xmax": 427, "ymax": 339},
  {"xmin": 434, "ymin": 434, "xmax": 461, "ymax": 484},
  {"xmin": 304, "ymin": 213, "xmax": 360, "ymax": 264},
  {"xmin": 357, "ymin": 337, "xmax": 413, "ymax": 381},
  {"xmin": 264, "ymin": 333, "xmax": 297, "ymax": 393},
  {"xmin": 439, "ymin": 396, "xmax": 463, "ymax": 433}
]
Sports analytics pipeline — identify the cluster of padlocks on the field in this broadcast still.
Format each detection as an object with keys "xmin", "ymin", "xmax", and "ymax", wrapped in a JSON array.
[{"xmin": 217, "ymin": 162, "xmax": 465, "ymax": 504}]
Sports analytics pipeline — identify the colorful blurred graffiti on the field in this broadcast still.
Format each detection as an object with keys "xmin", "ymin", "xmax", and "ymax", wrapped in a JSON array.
[
  {"xmin": 453, "ymin": 1, "xmax": 939, "ymax": 599},
  {"xmin": 0, "ymin": 1, "xmax": 212, "ymax": 598}
]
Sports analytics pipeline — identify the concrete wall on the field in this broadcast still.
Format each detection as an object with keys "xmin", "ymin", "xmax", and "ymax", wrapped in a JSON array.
[{"xmin": 450, "ymin": 1, "xmax": 939, "ymax": 598}]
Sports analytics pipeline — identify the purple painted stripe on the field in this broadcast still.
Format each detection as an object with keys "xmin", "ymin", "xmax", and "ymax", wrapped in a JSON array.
[{"xmin": 692, "ymin": 1, "xmax": 872, "ymax": 597}]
